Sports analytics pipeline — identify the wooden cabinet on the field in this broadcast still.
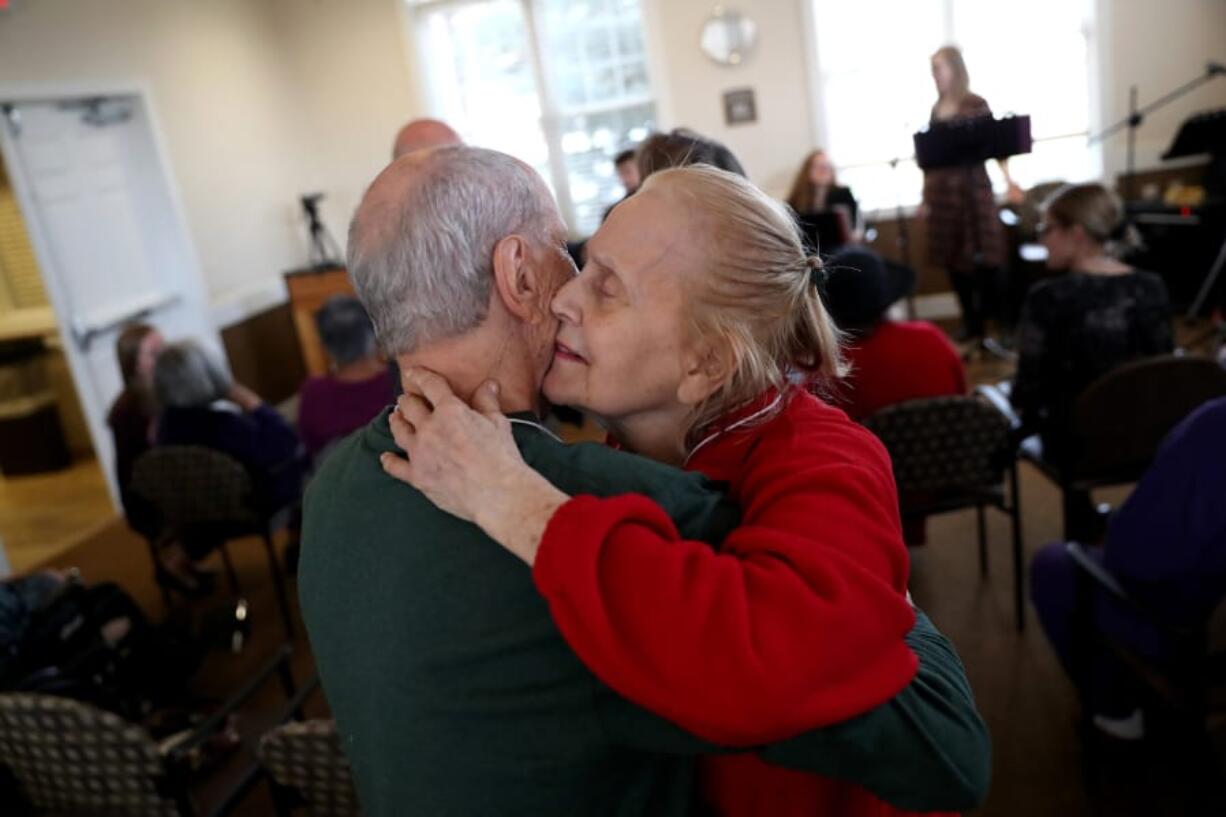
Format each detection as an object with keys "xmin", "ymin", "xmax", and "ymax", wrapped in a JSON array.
[{"xmin": 283, "ymin": 267, "xmax": 354, "ymax": 377}]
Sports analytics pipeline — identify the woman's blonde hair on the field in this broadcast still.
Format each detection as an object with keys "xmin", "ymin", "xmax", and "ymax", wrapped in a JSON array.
[
  {"xmin": 640, "ymin": 165, "xmax": 845, "ymax": 446},
  {"xmin": 1043, "ymin": 183, "xmax": 1140, "ymax": 256},
  {"xmin": 932, "ymin": 45, "xmax": 970, "ymax": 103},
  {"xmin": 785, "ymin": 150, "xmax": 837, "ymax": 213}
]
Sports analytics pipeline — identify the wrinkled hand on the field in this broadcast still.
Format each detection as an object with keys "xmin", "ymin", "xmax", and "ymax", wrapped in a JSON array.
[
  {"xmin": 381, "ymin": 368, "xmax": 520, "ymax": 523},
  {"xmin": 380, "ymin": 368, "xmax": 569, "ymax": 564}
]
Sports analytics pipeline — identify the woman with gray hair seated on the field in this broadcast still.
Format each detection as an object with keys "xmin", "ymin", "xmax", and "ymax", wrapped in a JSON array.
[
  {"xmin": 297, "ymin": 295, "xmax": 394, "ymax": 462},
  {"xmin": 154, "ymin": 340, "xmax": 306, "ymax": 517}
]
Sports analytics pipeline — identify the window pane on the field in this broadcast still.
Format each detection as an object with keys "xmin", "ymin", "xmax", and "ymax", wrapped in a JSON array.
[
  {"xmin": 813, "ymin": 0, "xmax": 944, "ymax": 169},
  {"xmin": 559, "ymin": 102, "xmax": 656, "ymax": 234},
  {"xmin": 953, "ymin": 0, "xmax": 1092, "ymax": 148},
  {"xmin": 412, "ymin": 0, "xmax": 656, "ymax": 235},
  {"xmin": 540, "ymin": 0, "xmax": 653, "ymax": 107},
  {"xmin": 809, "ymin": 0, "xmax": 1098, "ymax": 212},
  {"xmin": 415, "ymin": 0, "xmax": 552, "ymax": 186},
  {"xmin": 540, "ymin": 0, "xmax": 655, "ymax": 234}
]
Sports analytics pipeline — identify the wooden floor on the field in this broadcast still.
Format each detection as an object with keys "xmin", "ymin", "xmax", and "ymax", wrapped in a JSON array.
[
  {"xmin": 0, "ymin": 457, "xmax": 113, "ymax": 574},
  {"xmin": 45, "ymin": 460, "xmax": 1201, "ymax": 817},
  {"xmin": 17, "ymin": 315, "xmax": 1226, "ymax": 816}
]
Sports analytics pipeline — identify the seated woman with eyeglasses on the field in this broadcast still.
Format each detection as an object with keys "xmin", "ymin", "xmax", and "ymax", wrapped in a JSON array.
[{"xmin": 1011, "ymin": 183, "xmax": 1172, "ymax": 537}]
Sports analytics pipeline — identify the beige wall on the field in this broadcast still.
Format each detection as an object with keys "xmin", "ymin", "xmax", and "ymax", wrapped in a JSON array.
[
  {"xmin": 644, "ymin": 0, "xmax": 815, "ymax": 197},
  {"xmin": 0, "ymin": 0, "xmax": 419, "ymax": 321},
  {"xmin": 267, "ymin": 0, "xmax": 420, "ymax": 256},
  {"xmin": 1097, "ymin": 0, "xmax": 1226, "ymax": 181},
  {"xmin": 0, "ymin": 0, "xmax": 312, "ymax": 308}
]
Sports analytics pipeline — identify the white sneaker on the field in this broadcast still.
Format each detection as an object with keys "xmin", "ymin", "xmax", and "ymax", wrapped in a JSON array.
[{"xmin": 1092, "ymin": 708, "xmax": 1145, "ymax": 741}]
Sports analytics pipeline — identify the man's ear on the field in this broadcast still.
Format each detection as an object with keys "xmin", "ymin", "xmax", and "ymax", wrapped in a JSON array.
[
  {"xmin": 676, "ymin": 337, "xmax": 734, "ymax": 407},
  {"xmin": 491, "ymin": 234, "xmax": 545, "ymax": 323}
]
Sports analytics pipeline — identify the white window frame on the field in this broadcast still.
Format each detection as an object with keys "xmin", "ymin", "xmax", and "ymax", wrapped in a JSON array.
[
  {"xmin": 403, "ymin": 0, "xmax": 659, "ymax": 234},
  {"xmin": 796, "ymin": 0, "xmax": 1105, "ymax": 218}
]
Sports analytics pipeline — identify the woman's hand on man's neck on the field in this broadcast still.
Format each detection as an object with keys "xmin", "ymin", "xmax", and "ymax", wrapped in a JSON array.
[{"xmin": 398, "ymin": 329, "xmax": 544, "ymax": 417}]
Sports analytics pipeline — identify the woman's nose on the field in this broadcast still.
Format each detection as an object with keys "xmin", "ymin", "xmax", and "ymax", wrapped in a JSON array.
[{"xmin": 551, "ymin": 277, "xmax": 582, "ymax": 324}]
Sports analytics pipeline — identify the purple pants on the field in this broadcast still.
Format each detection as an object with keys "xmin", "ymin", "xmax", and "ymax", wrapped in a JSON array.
[{"xmin": 1030, "ymin": 541, "xmax": 1172, "ymax": 718}]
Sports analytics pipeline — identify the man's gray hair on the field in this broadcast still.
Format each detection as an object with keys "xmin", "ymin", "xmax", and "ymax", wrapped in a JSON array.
[
  {"xmin": 348, "ymin": 145, "xmax": 555, "ymax": 357},
  {"xmin": 153, "ymin": 340, "xmax": 231, "ymax": 410},
  {"xmin": 315, "ymin": 295, "xmax": 377, "ymax": 367}
]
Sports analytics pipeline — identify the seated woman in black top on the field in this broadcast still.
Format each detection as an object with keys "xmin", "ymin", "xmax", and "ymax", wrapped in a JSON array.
[
  {"xmin": 786, "ymin": 149, "xmax": 859, "ymax": 253},
  {"xmin": 1012, "ymin": 183, "xmax": 1173, "ymax": 461},
  {"xmin": 153, "ymin": 341, "xmax": 306, "ymax": 520}
]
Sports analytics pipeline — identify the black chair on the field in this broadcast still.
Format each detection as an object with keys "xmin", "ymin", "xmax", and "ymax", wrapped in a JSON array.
[
  {"xmin": 258, "ymin": 700, "xmax": 361, "ymax": 817},
  {"xmin": 0, "ymin": 645, "xmax": 300, "ymax": 817},
  {"xmin": 131, "ymin": 446, "xmax": 297, "ymax": 641},
  {"xmin": 1015, "ymin": 355, "xmax": 1226, "ymax": 539},
  {"xmin": 1066, "ymin": 542, "xmax": 1226, "ymax": 789},
  {"xmin": 863, "ymin": 394, "xmax": 1025, "ymax": 630}
]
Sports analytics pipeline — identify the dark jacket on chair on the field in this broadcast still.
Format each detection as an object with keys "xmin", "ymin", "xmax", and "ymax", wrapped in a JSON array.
[{"xmin": 156, "ymin": 403, "xmax": 305, "ymax": 513}]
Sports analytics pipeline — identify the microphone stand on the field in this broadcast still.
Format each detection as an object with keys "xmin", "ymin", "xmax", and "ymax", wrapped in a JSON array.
[
  {"xmin": 887, "ymin": 155, "xmax": 918, "ymax": 319},
  {"xmin": 1089, "ymin": 62, "xmax": 1226, "ymax": 198}
]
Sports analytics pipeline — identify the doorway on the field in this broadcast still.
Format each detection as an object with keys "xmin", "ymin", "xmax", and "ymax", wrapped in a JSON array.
[
  {"xmin": 0, "ymin": 157, "xmax": 111, "ymax": 573},
  {"xmin": 0, "ymin": 88, "xmax": 222, "ymax": 574}
]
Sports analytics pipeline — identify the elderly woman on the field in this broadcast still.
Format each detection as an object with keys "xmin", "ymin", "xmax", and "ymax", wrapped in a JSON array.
[
  {"xmin": 154, "ymin": 341, "xmax": 305, "ymax": 516},
  {"xmin": 298, "ymin": 295, "xmax": 394, "ymax": 463}
]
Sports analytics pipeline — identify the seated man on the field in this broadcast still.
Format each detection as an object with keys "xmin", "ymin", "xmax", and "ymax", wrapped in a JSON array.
[
  {"xmin": 297, "ymin": 295, "xmax": 394, "ymax": 463},
  {"xmin": 1031, "ymin": 396, "xmax": 1226, "ymax": 740},
  {"xmin": 299, "ymin": 145, "xmax": 989, "ymax": 817}
]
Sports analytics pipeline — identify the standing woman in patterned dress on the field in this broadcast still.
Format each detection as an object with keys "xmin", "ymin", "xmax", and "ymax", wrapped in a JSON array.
[{"xmin": 920, "ymin": 45, "xmax": 1022, "ymax": 341}]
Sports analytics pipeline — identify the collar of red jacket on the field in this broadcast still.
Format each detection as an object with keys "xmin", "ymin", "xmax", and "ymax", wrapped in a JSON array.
[
  {"xmin": 601, "ymin": 385, "xmax": 804, "ymax": 476},
  {"xmin": 683, "ymin": 386, "xmax": 795, "ymax": 471}
]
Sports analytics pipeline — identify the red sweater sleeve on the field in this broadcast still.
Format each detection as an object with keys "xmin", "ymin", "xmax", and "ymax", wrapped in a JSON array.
[{"xmin": 533, "ymin": 412, "xmax": 917, "ymax": 746}]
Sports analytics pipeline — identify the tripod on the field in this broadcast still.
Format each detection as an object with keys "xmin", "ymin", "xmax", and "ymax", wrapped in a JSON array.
[
  {"xmin": 301, "ymin": 193, "xmax": 343, "ymax": 269},
  {"xmin": 886, "ymin": 155, "xmax": 917, "ymax": 320}
]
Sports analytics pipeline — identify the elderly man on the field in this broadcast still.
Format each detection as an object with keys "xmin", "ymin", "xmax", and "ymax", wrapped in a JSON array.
[
  {"xmin": 299, "ymin": 146, "xmax": 988, "ymax": 817},
  {"xmin": 390, "ymin": 117, "xmax": 461, "ymax": 159}
]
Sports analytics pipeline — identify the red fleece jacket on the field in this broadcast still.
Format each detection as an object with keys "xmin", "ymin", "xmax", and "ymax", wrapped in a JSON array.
[{"xmin": 534, "ymin": 389, "xmax": 927, "ymax": 816}]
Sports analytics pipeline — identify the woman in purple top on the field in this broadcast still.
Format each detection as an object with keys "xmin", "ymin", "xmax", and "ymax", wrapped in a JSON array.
[
  {"xmin": 298, "ymin": 295, "xmax": 394, "ymax": 463},
  {"xmin": 1031, "ymin": 396, "xmax": 1226, "ymax": 739},
  {"xmin": 154, "ymin": 342, "xmax": 306, "ymax": 517}
]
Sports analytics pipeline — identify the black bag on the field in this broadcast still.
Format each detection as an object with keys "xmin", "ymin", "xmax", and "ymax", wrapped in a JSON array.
[{"xmin": 5, "ymin": 581, "xmax": 202, "ymax": 722}]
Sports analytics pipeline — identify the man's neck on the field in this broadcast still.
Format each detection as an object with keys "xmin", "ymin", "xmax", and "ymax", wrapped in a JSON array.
[{"xmin": 397, "ymin": 328, "xmax": 542, "ymax": 416}]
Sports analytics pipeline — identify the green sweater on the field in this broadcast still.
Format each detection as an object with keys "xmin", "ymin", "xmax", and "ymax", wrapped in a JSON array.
[{"xmin": 300, "ymin": 412, "xmax": 989, "ymax": 816}]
